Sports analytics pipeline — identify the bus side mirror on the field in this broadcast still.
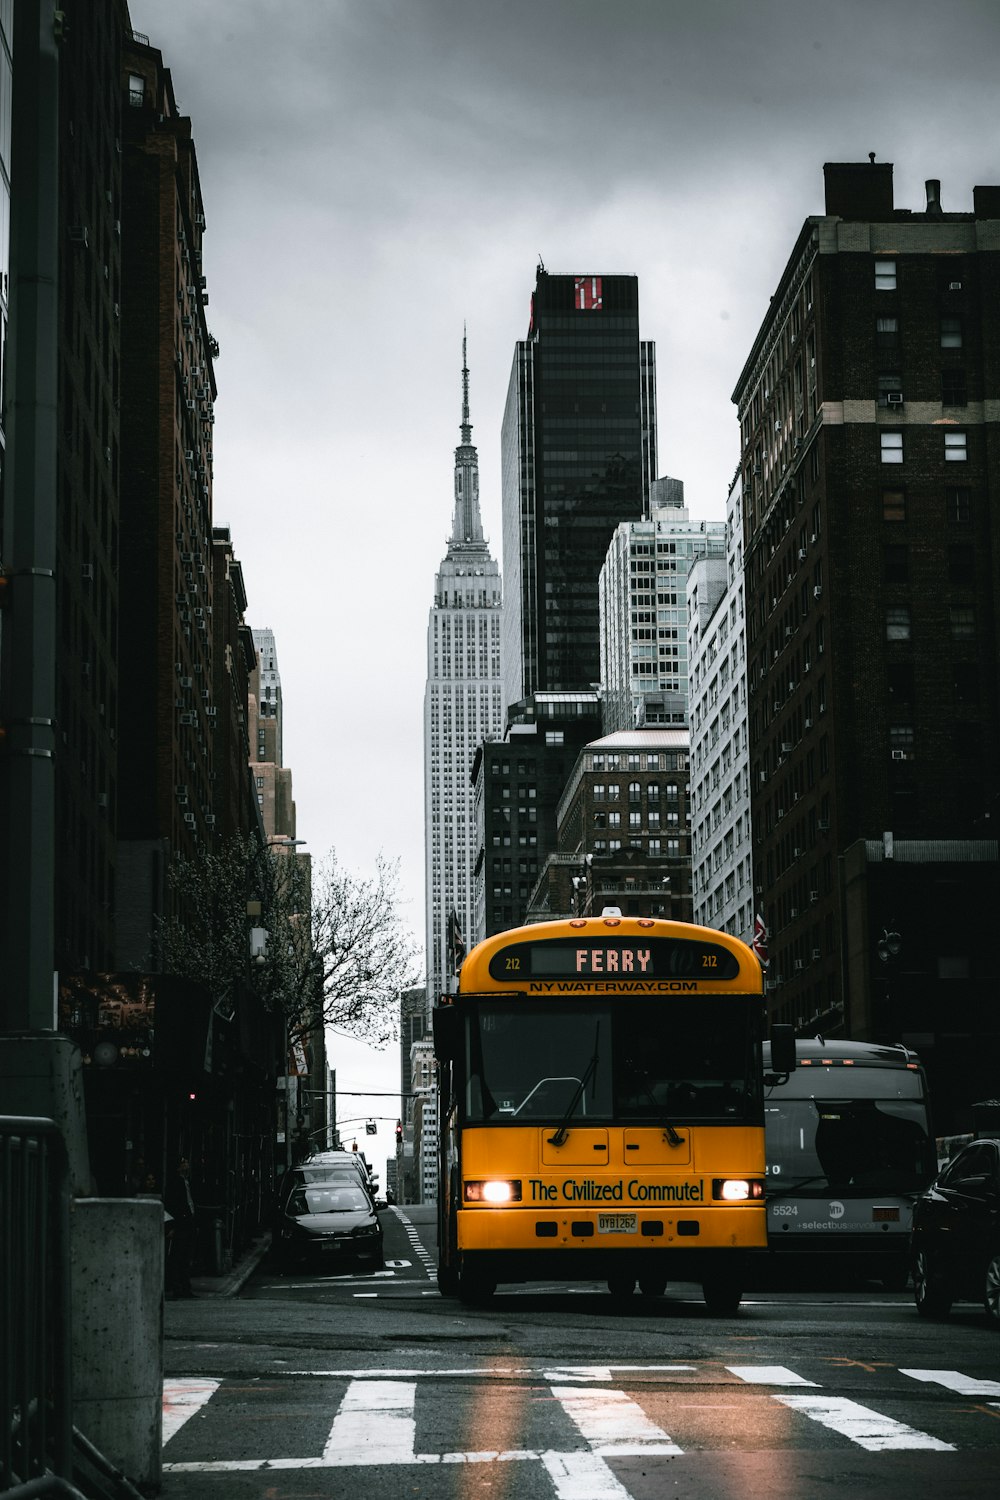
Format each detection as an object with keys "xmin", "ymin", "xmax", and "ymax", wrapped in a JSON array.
[
  {"xmin": 769, "ymin": 1023, "xmax": 796, "ymax": 1078},
  {"xmin": 432, "ymin": 1004, "xmax": 460, "ymax": 1063}
]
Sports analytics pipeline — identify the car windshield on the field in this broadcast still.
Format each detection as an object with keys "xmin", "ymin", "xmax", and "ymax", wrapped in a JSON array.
[
  {"xmin": 289, "ymin": 1184, "xmax": 371, "ymax": 1216},
  {"xmin": 464, "ymin": 997, "xmax": 760, "ymax": 1124}
]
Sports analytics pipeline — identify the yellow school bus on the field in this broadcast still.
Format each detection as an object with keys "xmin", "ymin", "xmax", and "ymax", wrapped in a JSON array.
[{"xmin": 433, "ymin": 912, "xmax": 791, "ymax": 1312}]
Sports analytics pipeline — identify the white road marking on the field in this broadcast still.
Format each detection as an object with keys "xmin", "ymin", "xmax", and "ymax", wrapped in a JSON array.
[
  {"xmin": 900, "ymin": 1368, "xmax": 1000, "ymax": 1398},
  {"xmin": 162, "ymin": 1378, "xmax": 219, "ymax": 1443},
  {"xmin": 323, "ymin": 1379, "xmax": 417, "ymax": 1465},
  {"xmin": 773, "ymin": 1394, "xmax": 955, "ymax": 1451},
  {"xmin": 551, "ymin": 1385, "xmax": 683, "ymax": 1455},
  {"xmin": 727, "ymin": 1365, "xmax": 820, "ymax": 1386},
  {"xmin": 545, "ymin": 1365, "xmax": 693, "ymax": 1382}
]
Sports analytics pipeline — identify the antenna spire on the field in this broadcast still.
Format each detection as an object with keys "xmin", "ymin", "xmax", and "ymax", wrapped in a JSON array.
[{"xmin": 460, "ymin": 323, "xmax": 472, "ymax": 445}]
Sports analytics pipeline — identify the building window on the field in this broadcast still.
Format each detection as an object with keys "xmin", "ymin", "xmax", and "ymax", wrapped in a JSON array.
[
  {"xmin": 886, "ymin": 606, "xmax": 911, "ymax": 641},
  {"xmin": 882, "ymin": 488, "xmax": 906, "ymax": 522},
  {"xmin": 883, "ymin": 544, "xmax": 908, "ymax": 584},
  {"xmin": 648, "ymin": 839, "xmax": 661, "ymax": 856},
  {"xmin": 545, "ymin": 731, "xmax": 564, "ymax": 745},
  {"xmin": 889, "ymin": 725, "xmax": 915, "ymax": 760},
  {"xmin": 944, "ymin": 431, "xmax": 967, "ymax": 462},
  {"xmin": 608, "ymin": 812, "xmax": 621, "ymax": 828},
  {"xmin": 942, "ymin": 368, "xmax": 967, "ymax": 406},
  {"xmin": 628, "ymin": 782, "xmax": 641, "ymax": 802},
  {"xmin": 940, "ymin": 317, "xmax": 963, "ymax": 348},
  {"xmin": 950, "ymin": 606, "xmax": 975, "ymax": 639},
  {"xmin": 949, "ymin": 545, "xmax": 975, "ymax": 586},
  {"xmin": 877, "ymin": 373, "xmax": 902, "ymax": 407},
  {"xmin": 875, "ymin": 259, "xmax": 897, "ymax": 290},
  {"xmin": 947, "ymin": 487, "xmax": 971, "ymax": 524},
  {"xmin": 880, "ymin": 431, "xmax": 903, "ymax": 464},
  {"xmin": 629, "ymin": 811, "xmax": 642, "ymax": 829},
  {"xmin": 875, "ymin": 316, "xmax": 899, "ymax": 348},
  {"xmin": 593, "ymin": 783, "xmax": 606, "ymax": 802}
]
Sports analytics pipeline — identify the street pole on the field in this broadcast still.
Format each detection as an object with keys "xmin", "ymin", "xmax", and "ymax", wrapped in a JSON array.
[{"xmin": 0, "ymin": 0, "xmax": 90, "ymax": 1192}]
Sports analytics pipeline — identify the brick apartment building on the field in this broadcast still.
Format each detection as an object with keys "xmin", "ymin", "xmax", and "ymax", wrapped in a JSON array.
[{"xmin": 733, "ymin": 161, "xmax": 1000, "ymax": 1126}]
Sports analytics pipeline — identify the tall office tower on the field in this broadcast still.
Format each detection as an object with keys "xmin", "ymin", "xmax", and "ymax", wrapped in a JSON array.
[
  {"xmin": 688, "ymin": 475, "xmax": 754, "ymax": 942},
  {"xmin": 501, "ymin": 268, "xmax": 657, "ymax": 711},
  {"xmin": 733, "ymin": 162, "xmax": 1000, "ymax": 1121},
  {"xmin": 423, "ymin": 338, "xmax": 503, "ymax": 1005},
  {"xmin": 211, "ymin": 528, "xmax": 259, "ymax": 842},
  {"xmin": 117, "ymin": 31, "xmax": 220, "ymax": 960},
  {"xmin": 253, "ymin": 626, "xmax": 284, "ymax": 766},
  {"xmin": 250, "ymin": 628, "xmax": 296, "ymax": 840},
  {"xmin": 599, "ymin": 480, "xmax": 726, "ymax": 733}
]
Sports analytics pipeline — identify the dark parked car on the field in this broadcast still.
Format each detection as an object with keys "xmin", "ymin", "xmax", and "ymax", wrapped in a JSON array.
[
  {"xmin": 911, "ymin": 1137, "xmax": 1000, "ymax": 1325},
  {"xmin": 274, "ymin": 1181, "xmax": 384, "ymax": 1273}
]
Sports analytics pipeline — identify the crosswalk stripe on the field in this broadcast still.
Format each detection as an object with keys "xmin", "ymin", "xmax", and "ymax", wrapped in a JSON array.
[
  {"xmin": 322, "ymin": 1379, "xmax": 417, "ymax": 1465},
  {"xmin": 773, "ymin": 1394, "xmax": 955, "ymax": 1451},
  {"xmin": 162, "ymin": 1378, "xmax": 219, "ymax": 1443},
  {"xmin": 540, "ymin": 1449, "xmax": 635, "ymax": 1499},
  {"xmin": 727, "ymin": 1365, "xmax": 820, "ymax": 1386},
  {"xmin": 900, "ymin": 1368, "xmax": 1000, "ymax": 1398},
  {"xmin": 551, "ymin": 1385, "xmax": 683, "ymax": 1455}
]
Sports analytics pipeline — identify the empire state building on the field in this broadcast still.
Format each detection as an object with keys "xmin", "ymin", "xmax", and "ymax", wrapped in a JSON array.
[{"xmin": 423, "ymin": 336, "xmax": 503, "ymax": 1008}]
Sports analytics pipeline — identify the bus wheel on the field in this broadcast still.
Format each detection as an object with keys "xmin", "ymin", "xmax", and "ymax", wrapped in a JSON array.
[
  {"xmin": 607, "ymin": 1275, "xmax": 636, "ymax": 1300},
  {"xmin": 638, "ymin": 1275, "xmax": 667, "ymax": 1298},
  {"xmin": 913, "ymin": 1250, "xmax": 952, "ymax": 1320},
  {"xmin": 702, "ymin": 1277, "xmax": 742, "ymax": 1315},
  {"xmin": 437, "ymin": 1263, "xmax": 460, "ymax": 1298},
  {"xmin": 458, "ymin": 1269, "xmax": 496, "ymax": 1305},
  {"xmin": 880, "ymin": 1259, "xmax": 909, "ymax": 1293}
]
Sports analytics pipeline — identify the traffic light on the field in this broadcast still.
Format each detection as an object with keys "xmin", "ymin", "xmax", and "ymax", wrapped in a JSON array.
[{"xmin": 395, "ymin": 1120, "xmax": 403, "ymax": 1147}]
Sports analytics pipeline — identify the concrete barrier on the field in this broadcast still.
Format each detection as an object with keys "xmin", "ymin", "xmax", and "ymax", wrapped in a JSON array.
[{"xmin": 71, "ymin": 1197, "xmax": 164, "ymax": 1491}]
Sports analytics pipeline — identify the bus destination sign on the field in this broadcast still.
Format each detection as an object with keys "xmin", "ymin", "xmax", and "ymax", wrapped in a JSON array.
[{"xmin": 488, "ymin": 937, "xmax": 741, "ymax": 983}]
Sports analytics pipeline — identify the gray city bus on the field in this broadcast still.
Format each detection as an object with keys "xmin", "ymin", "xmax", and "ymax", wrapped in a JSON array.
[{"xmin": 761, "ymin": 1038, "xmax": 936, "ymax": 1289}]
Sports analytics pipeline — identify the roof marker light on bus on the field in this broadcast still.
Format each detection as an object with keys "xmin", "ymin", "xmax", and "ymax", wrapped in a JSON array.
[
  {"xmin": 637, "ymin": 919, "xmax": 654, "ymax": 928},
  {"xmin": 603, "ymin": 917, "xmax": 621, "ymax": 927},
  {"xmin": 569, "ymin": 919, "xmax": 587, "ymax": 929}
]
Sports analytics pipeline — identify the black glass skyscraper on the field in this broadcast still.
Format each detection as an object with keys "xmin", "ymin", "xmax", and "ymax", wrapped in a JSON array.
[{"xmin": 501, "ymin": 268, "xmax": 657, "ymax": 709}]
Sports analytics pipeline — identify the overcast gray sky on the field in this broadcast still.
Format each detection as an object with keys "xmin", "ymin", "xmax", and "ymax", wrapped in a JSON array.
[{"xmin": 133, "ymin": 0, "xmax": 1000, "ymax": 1161}]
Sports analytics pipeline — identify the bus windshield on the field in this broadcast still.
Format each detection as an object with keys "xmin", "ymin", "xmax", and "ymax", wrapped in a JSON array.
[
  {"xmin": 765, "ymin": 1094, "xmax": 935, "ymax": 1196},
  {"xmin": 464, "ymin": 997, "xmax": 761, "ymax": 1125}
]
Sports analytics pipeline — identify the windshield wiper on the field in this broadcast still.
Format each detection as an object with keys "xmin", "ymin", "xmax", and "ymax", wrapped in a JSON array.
[{"xmin": 548, "ymin": 1023, "xmax": 600, "ymax": 1147}]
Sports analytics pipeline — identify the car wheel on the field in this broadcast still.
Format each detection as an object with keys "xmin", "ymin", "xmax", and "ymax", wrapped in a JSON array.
[
  {"xmin": 637, "ymin": 1274, "xmax": 667, "ymax": 1298},
  {"xmin": 913, "ymin": 1249, "xmax": 952, "ymax": 1319},
  {"xmin": 607, "ymin": 1275, "xmax": 636, "ymax": 1300},
  {"xmin": 702, "ymin": 1277, "xmax": 742, "ymax": 1315},
  {"xmin": 983, "ymin": 1250, "xmax": 1000, "ymax": 1327}
]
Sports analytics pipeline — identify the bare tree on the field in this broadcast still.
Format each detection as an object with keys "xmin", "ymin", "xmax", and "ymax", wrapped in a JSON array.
[{"xmin": 158, "ymin": 836, "xmax": 418, "ymax": 1045}]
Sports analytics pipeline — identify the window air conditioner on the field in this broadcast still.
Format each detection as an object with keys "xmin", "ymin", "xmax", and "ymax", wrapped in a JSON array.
[
  {"xmin": 891, "ymin": 749, "xmax": 906, "ymax": 760},
  {"xmin": 781, "ymin": 741, "xmax": 793, "ymax": 753},
  {"xmin": 886, "ymin": 391, "xmax": 903, "ymax": 405},
  {"xmin": 804, "ymin": 717, "xmax": 813, "ymax": 728},
  {"xmin": 813, "ymin": 585, "xmax": 823, "ymax": 599},
  {"xmin": 794, "ymin": 958, "xmax": 804, "ymax": 971},
  {"xmin": 183, "ymin": 812, "xmax": 196, "ymax": 825},
  {"xmin": 793, "ymin": 847, "xmax": 803, "ymax": 858},
  {"xmin": 812, "ymin": 948, "xmax": 821, "ymax": 960},
  {"xmin": 798, "ymin": 548, "xmax": 807, "ymax": 561},
  {"xmin": 810, "ymin": 889, "xmax": 819, "ymax": 903},
  {"xmin": 948, "ymin": 281, "xmax": 962, "ymax": 290},
  {"xmin": 818, "ymin": 817, "xmax": 830, "ymax": 830}
]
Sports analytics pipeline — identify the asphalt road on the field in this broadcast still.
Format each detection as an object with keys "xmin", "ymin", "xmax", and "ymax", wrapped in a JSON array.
[{"xmin": 161, "ymin": 1203, "xmax": 1000, "ymax": 1499}]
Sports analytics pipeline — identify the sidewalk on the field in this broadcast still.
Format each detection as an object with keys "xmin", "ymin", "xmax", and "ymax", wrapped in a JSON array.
[{"xmin": 186, "ymin": 1232, "xmax": 272, "ymax": 1298}]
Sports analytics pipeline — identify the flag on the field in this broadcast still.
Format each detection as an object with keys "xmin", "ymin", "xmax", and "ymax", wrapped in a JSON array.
[
  {"xmin": 447, "ymin": 909, "xmax": 466, "ymax": 977},
  {"xmin": 752, "ymin": 912, "xmax": 770, "ymax": 971}
]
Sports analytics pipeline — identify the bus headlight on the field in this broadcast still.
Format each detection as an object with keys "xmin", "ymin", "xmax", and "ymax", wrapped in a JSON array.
[
  {"xmin": 713, "ymin": 1178, "xmax": 765, "ymax": 1202},
  {"xmin": 464, "ymin": 1179, "xmax": 523, "ymax": 1204}
]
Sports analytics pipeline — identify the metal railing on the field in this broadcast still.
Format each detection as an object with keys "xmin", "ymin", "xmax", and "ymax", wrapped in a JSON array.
[{"xmin": 1, "ymin": 1117, "xmax": 73, "ymax": 1496}]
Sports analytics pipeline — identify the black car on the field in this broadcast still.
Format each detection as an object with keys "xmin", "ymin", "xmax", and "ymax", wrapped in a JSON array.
[
  {"xmin": 911, "ymin": 1137, "xmax": 1000, "ymax": 1325},
  {"xmin": 276, "ymin": 1157, "xmax": 375, "ymax": 1217},
  {"xmin": 274, "ymin": 1181, "xmax": 384, "ymax": 1272}
]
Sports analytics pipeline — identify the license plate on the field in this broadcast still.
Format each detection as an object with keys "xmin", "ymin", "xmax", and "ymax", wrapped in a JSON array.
[
  {"xmin": 598, "ymin": 1213, "xmax": 637, "ymax": 1234},
  {"xmin": 320, "ymin": 1241, "xmax": 343, "ymax": 1251}
]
